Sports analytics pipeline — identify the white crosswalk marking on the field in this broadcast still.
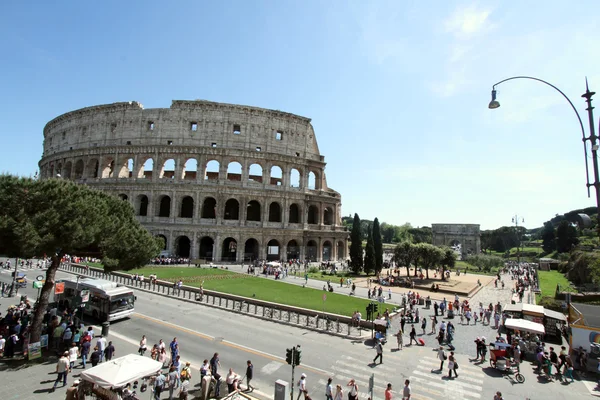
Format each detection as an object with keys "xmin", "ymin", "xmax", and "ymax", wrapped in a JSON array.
[
  {"xmin": 408, "ymin": 375, "xmax": 481, "ymax": 399},
  {"xmin": 261, "ymin": 360, "xmax": 283, "ymax": 375}
]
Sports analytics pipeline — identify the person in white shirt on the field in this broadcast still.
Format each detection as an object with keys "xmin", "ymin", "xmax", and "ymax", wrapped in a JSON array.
[
  {"xmin": 297, "ymin": 373, "xmax": 307, "ymax": 400},
  {"xmin": 96, "ymin": 336, "xmax": 107, "ymax": 362},
  {"xmin": 158, "ymin": 339, "xmax": 165, "ymax": 351},
  {"xmin": 68, "ymin": 343, "xmax": 79, "ymax": 371}
]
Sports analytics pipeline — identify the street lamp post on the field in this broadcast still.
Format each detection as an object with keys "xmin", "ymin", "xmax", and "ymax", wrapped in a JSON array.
[
  {"xmin": 512, "ymin": 215, "xmax": 524, "ymax": 265},
  {"xmin": 489, "ymin": 77, "xmax": 600, "ymax": 236}
]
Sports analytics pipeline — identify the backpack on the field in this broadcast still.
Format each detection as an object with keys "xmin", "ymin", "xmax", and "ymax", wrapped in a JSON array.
[{"xmin": 181, "ymin": 367, "xmax": 190, "ymax": 380}]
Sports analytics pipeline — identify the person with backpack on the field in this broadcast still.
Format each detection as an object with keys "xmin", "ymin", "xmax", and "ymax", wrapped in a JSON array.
[
  {"xmin": 373, "ymin": 340, "xmax": 383, "ymax": 364},
  {"xmin": 90, "ymin": 346, "xmax": 102, "ymax": 367},
  {"xmin": 180, "ymin": 361, "xmax": 192, "ymax": 383}
]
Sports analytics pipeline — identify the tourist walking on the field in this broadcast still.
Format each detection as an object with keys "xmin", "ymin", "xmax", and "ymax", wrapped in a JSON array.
[
  {"xmin": 385, "ymin": 383, "xmax": 393, "ymax": 400},
  {"xmin": 437, "ymin": 346, "xmax": 446, "ymax": 370},
  {"xmin": 402, "ymin": 379, "xmax": 411, "ymax": 400},
  {"xmin": 347, "ymin": 378, "xmax": 358, "ymax": 400},
  {"xmin": 334, "ymin": 384, "xmax": 343, "ymax": 400},
  {"xmin": 325, "ymin": 377, "xmax": 333, "ymax": 400},
  {"xmin": 297, "ymin": 373, "xmax": 307, "ymax": 400},
  {"xmin": 50, "ymin": 351, "xmax": 70, "ymax": 392},
  {"xmin": 409, "ymin": 325, "xmax": 418, "ymax": 346},
  {"xmin": 396, "ymin": 328, "xmax": 403, "ymax": 350},
  {"xmin": 373, "ymin": 340, "xmax": 383, "ymax": 364},
  {"xmin": 448, "ymin": 352, "xmax": 458, "ymax": 378},
  {"xmin": 245, "ymin": 360, "xmax": 254, "ymax": 392},
  {"xmin": 138, "ymin": 335, "xmax": 147, "ymax": 356}
]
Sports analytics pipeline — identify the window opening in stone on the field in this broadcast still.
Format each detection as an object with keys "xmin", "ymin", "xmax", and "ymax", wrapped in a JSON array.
[
  {"xmin": 266, "ymin": 239, "xmax": 280, "ymax": 261},
  {"xmin": 126, "ymin": 141, "xmax": 132, "ymax": 145},
  {"xmin": 222, "ymin": 237, "xmax": 237, "ymax": 262},
  {"xmin": 276, "ymin": 131, "xmax": 283, "ymax": 140},
  {"xmin": 233, "ymin": 124, "xmax": 241, "ymax": 135},
  {"xmin": 290, "ymin": 168, "xmax": 300, "ymax": 188},
  {"xmin": 191, "ymin": 122, "xmax": 198, "ymax": 131},
  {"xmin": 322, "ymin": 240, "xmax": 332, "ymax": 261},
  {"xmin": 141, "ymin": 158, "xmax": 154, "ymax": 179},
  {"xmin": 212, "ymin": 143, "xmax": 217, "ymax": 147},
  {"xmin": 244, "ymin": 238, "xmax": 259, "ymax": 262},
  {"xmin": 158, "ymin": 196, "xmax": 171, "ymax": 217},
  {"xmin": 256, "ymin": 147, "xmax": 261, "ymax": 152},
  {"xmin": 308, "ymin": 171, "xmax": 316, "ymax": 190},
  {"xmin": 223, "ymin": 198, "xmax": 240, "ymax": 220},
  {"xmin": 246, "ymin": 200, "xmax": 261, "ymax": 221},
  {"xmin": 182, "ymin": 158, "xmax": 198, "ymax": 180},
  {"xmin": 295, "ymin": 152, "xmax": 300, "ymax": 157},
  {"xmin": 306, "ymin": 240, "xmax": 318, "ymax": 261},
  {"xmin": 148, "ymin": 121, "xmax": 155, "ymax": 131},
  {"xmin": 307, "ymin": 205, "xmax": 318, "ymax": 224},
  {"xmin": 111, "ymin": 123, "xmax": 117, "ymax": 133},
  {"xmin": 126, "ymin": 158, "xmax": 134, "ymax": 178},
  {"xmin": 268, "ymin": 202, "xmax": 282, "ymax": 222},
  {"xmin": 248, "ymin": 163, "xmax": 263, "ymax": 183},
  {"xmin": 201, "ymin": 197, "xmax": 216, "ymax": 219},
  {"xmin": 180, "ymin": 196, "xmax": 194, "ymax": 218},
  {"xmin": 137, "ymin": 195, "xmax": 149, "ymax": 216},
  {"xmin": 289, "ymin": 204, "xmax": 300, "ymax": 223},
  {"xmin": 167, "ymin": 140, "xmax": 173, "ymax": 145},
  {"xmin": 160, "ymin": 159, "xmax": 176, "ymax": 179},
  {"xmin": 176, "ymin": 236, "xmax": 191, "ymax": 258},
  {"xmin": 119, "ymin": 194, "xmax": 128, "ymax": 201},
  {"xmin": 323, "ymin": 207, "xmax": 333, "ymax": 225},
  {"xmin": 205, "ymin": 160, "xmax": 219, "ymax": 180},
  {"xmin": 226, "ymin": 161, "xmax": 242, "ymax": 181},
  {"xmin": 270, "ymin": 165, "xmax": 283, "ymax": 186},
  {"xmin": 199, "ymin": 236, "xmax": 214, "ymax": 260}
]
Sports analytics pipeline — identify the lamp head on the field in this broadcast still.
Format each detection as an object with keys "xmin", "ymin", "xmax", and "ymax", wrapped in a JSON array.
[{"xmin": 488, "ymin": 89, "xmax": 500, "ymax": 109}]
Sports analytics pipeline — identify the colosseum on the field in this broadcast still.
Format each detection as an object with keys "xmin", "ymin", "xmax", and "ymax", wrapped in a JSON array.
[{"xmin": 38, "ymin": 100, "xmax": 349, "ymax": 263}]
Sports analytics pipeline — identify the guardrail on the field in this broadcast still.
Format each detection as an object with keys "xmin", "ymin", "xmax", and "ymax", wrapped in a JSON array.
[{"xmin": 59, "ymin": 263, "xmax": 372, "ymax": 338}]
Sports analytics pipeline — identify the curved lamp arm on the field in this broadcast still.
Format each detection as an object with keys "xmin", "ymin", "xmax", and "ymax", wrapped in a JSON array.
[{"xmin": 491, "ymin": 75, "xmax": 590, "ymax": 195}]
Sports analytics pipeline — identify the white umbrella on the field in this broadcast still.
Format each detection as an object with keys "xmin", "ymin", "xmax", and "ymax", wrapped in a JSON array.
[{"xmin": 80, "ymin": 354, "xmax": 163, "ymax": 389}]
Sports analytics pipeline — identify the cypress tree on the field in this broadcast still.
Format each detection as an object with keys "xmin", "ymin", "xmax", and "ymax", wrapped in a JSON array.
[
  {"xmin": 364, "ymin": 228, "xmax": 375, "ymax": 275},
  {"xmin": 373, "ymin": 217, "xmax": 383, "ymax": 274},
  {"xmin": 349, "ymin": 213, "xmax": 363, "ymax": 274}
]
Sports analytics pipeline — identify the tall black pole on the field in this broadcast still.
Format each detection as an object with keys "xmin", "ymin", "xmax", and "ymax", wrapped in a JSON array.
[{"xmin": 582, "ymin": 83, "xmax": 600, "ymax": 236}]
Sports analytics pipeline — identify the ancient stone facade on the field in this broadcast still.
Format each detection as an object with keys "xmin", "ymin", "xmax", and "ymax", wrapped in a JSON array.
[
  {"xmin": 38, "ymin": 100, "xmax": 349, "ymax": 262},
  {"xmin": 432, "ymin": 223, "xmax": 481, "ymax": 257}
]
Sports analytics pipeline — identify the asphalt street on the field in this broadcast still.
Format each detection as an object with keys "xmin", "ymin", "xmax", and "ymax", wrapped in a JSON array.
[{"xmin": 0, "ymin": 264, "xmax": 593, "ymax": 400}]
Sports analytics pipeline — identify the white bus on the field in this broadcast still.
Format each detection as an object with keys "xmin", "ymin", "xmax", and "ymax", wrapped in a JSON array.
[{"xmin": 55, "ymin": 278, "xmax": 135, "ymax": 322}]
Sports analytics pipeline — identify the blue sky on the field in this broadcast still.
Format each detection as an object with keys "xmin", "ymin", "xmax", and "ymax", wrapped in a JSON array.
[{"xmin": 1, "ymin": 1, "xmax": 599, "ymax": 230}]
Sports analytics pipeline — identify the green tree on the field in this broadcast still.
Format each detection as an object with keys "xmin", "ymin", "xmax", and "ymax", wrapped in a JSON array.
[
  {"xmin": 408, "ymin": 226, "xmax": 432, "ymax": 244},
  {"xmin": 393, "ymin": 241, "xmax": 417, "ymax": 277},
  {"xmin": 441, "ymin": 247, "xmax": 456, "ymax": 281},
  {"xmin": 541, "ymin": 222, "xmax": 557, "ymax": 253},
  {"xmin": 372, "ymin": 217, "xmax": 383, "ymax": 274},
  {"xmin": 363, "ymin": 229, "xmax": 375, "ymax": 275},
  {"xmin": 380, "ymin": 223, "xmax": 396, "ymax": 243},
  {"xmin": 0, "ymin": 176, "xmax": 161, "ymax": 342},
  {"xmin": 415, "ymin": 243, "xmax": 444, "ymax": 280},
  {"xmin": 464, "ymin": 254, "xmax": 504, "ymax": 272},
  {"xmin": 556, "ymin": 220, "xmax": 579, "ymax": 253},
  {"xmin": 349, "ymin": 213, "xmax": 363, "ymax": 274}
]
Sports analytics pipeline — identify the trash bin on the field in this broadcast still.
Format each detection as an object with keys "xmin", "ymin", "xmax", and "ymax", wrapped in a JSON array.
[{"xmin": 101, "ymin": 321, "xmax": 110, "ymax": 337}]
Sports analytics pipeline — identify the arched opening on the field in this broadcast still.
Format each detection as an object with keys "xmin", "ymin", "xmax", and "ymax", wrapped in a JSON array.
[
  {"xmin": 136, "ymin": 195, "xmax": 149, "ymax": 216},
  {"xmin": 248, "ymin": 163, "xmax": 263, "ymax": 183},
  {"xmin": 158, "ymin": 196, "xmax": 171, "ymax": 217},
  {"xmin": 139, "ymin": 158, "xmax": 154, "ymax": 179},
  {"xmin": 287, "ymin": 240, "xmax": 300, "ymax": 260},
  {"xmin": 323, "ymin": 207, "xmax": 333, "ymax": 225},
  {"xmin": 160, "ymin": 159, "xmax": 176, "ymax": 179},
  {"xmin": 56, "ymin": 163, "xmax": 63, "ymax": 177},
  {"xmin": 337, "ymin": 241, "xmax": 346, "ymax": 260},
  {"xmin": 182, "ymin": 158, "xmax": 198, "ymax": 180},
  {"xmin": 101, "ymin": 158, "xmax": 115, "ymax": 178},
  {"xmin": 226, "ymin": 161, "xmax": 242, "ymax": 181},
  {"xmin": 244, "ymin": 238, "xmax": 259, "ymax": 261},
  {"xmin": 199, "ymin": 236, "xmax": 214, "ymax": 260},
  {"xmin": 156, "ymin": 234, "xmax": 168, "ymax": 251},
  {"xmin": 63, "ymin": 161, "xmax": 72, "ymax": 179},
  {"xmin": 222, "ymin": 237, "xmax": 238, "ymax": 261},
  {"xmin": 246, "ymin": 200, "xmax": 261, "ymax": 221},
  {"xmin": 49, "ymin": 164, "xmax": 55, "ymax": 178},
  {"xmin": 266, "ymin": 239, "xmax": 280, "ymax": 261},
  {"xmin": 205, "ymin": 160, "xmax": 219, "ymax": 180},
  {"xmin": 289, "ymin": 204, "xmax": 300, "ymax": 223},
  {"xmin": 269, "ymin": 166, "xmax": 283, "ymax": 186},
  {"xmin": 290, "ymin": 168, "xmax": 301, "ymax": 187},
  {"xmin": 306, "ymin": 240, "xmax": 318, "ymax": 261},
  {"xmin": 224, "ymin": 199, "xmax": 239, "ymax": 220},
  {"xmin": 176, "ymin": 236, "xmax": 191, "ymax": 258},
  {"xmin": 201, "ymin": 197, "xmax": 216, "ymax": 219},
  {"xmin": 268, "ymin": 202, "xmax": 282, "ymax": 222},
  {"xmin": 117, "ymin": 158, "xmax": 133, "ymax": 178},
  {"xmin": 307, "ymin": 205, "xmax": 319, "ymax": 224},
  {"xmin": 322, "ymin": 240, "xmax": 332, "ymax": 261},
  {"xmin": 308, "ymin": 171, "xmax": 316, "ymax": 189},
  {"xmin": 126, "ymin": 158, "xmax": 134, "ymax": 178},
  {"xmin": 119, "ymin": 194, "xmax": 128, "ymax": 201},
  {"xmin": 86, "ymin": 159, "xmax": 98, "ymax": 178},
  {"xmin": 180, "ymin": 196, "xmax": 194, "ymax": 218},
  {"xmin": 74, "ymin": 160, "xmax": 84, "ymax": 179}
]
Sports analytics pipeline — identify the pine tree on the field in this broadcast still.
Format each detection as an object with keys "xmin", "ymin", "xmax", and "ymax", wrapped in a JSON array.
[
  {"xmin": 373, "ymin": 217, "xmax": 383, "ymax": 274},
  {"xmin": 364, "ymin": 229, "xmax": 375, "ymax": 275},
  {"xmin": 349, "ymin": 213, "xmax": 363, "ymax": 274}
]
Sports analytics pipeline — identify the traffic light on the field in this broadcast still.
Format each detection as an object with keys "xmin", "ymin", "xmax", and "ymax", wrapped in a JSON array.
[
  {"xmin": 285, "ymin": 348, "xmax": 293, "ymax": 365},
  {"xmin": 294, "ymin": 348, "xmax": 302, "ymax": 366},
  {"xmin": 373, "ymin": 303, "xmax": 378, "ymax": 314}
]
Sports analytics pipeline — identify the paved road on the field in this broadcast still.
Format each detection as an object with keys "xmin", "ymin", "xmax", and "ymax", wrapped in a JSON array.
[{"xmin": 0, "ymin": 266, "xmax": 593, "ymax": 400}]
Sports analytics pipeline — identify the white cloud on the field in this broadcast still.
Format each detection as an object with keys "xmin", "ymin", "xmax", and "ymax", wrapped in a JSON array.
[{"xmin": 444, "ymin": 4, "xmax": 492, "ymax": 37}]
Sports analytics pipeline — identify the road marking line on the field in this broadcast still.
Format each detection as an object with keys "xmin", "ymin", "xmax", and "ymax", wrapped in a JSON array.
[
  {"xmin": 415, "ymin": 364, "xmax": 483, "ymax": 383},
  {"xmin": 330, "ymin": 365, "xmax": 391, "ymax": 387},
  {"xmin": 261, "ymin": 360, "xmax": 284, "ymax": 375},
  {"xmin": 416, "ymin": 361, "xmax": 484, "ymax": 380},
  {"xmin": 408, "ymin": 375, "xmax": 481, "ymax": 399},
  {"xmin": 421, "ymin": 356, "xmax": 482, "ymax": 373},
  {"xmin": 338, "ymin": 358, "xmax": 397, "ymax": 374},
  {"xmin": 411, "ymin": 370, "xmax": 483, "ymax": 392}
]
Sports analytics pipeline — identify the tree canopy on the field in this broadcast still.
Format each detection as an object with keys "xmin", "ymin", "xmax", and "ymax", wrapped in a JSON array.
[
  {"xmin": 363, "ymin": 229, "xmax": 375, "ymax": 275},
  {"xmin": 349, "ymin": 213, "xmax": 363, "ymax": 274},
  {"xmin": 0, "ymin": 175, "xmax": 161, "ymax": 342},
  {"xmin": 372, "ymin": 217, "xmax": 383, "ymax": 274}
]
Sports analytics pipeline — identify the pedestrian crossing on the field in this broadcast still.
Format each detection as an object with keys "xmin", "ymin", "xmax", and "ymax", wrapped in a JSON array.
[{"xmin": 313, "ymin": 353, "xmax": 486, "ymax": 400}]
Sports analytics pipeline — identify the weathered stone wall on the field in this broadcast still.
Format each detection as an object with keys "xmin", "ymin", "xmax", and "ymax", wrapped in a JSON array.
[{"xmin": 39, "ymin": 100, "xmax": 349, "ymax": 262}]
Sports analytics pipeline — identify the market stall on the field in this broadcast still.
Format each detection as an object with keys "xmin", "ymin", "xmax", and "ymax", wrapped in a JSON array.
[
  {"xmin": 503, "ymin": 303, "xmax": 566, "ymax": 342},
  {"xmin": 78, "ymin": 354, "xmax": 163, "ymax": 399}
]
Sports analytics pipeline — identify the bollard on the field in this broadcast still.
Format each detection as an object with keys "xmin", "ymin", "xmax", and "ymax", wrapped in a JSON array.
[{"xmin": 262, "ymin": 306, "xmax": 265, "ymax": 317}]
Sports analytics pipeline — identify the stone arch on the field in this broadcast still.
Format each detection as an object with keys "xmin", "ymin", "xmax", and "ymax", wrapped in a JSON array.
[
  {"xmin": 56, "ymin": 162, "xmax": 63, "ymax": 177},
  {"xmin": 226, "ymin": 161, "xmax": 242, "ymax": 181},
  {"xmin": 118, "ymin": 194, "xmax": 128, "ymax": 201},
  {"xmin": 205, "ymin": 160, "xmax": 219, "ymax": 180},
  {"xmin": 323, "ymin": 207, "xmax": 333, "ymax": 225},
  {"xmin": 268, "ymin": 202, "xmax": 282, "ymax": 222},
  {"xmin": 244, "ymin": 238, "xmax": 260, "ymax": 261},
  {"xmin": 157, "ymin": 195, "xmax": 171, "ymax": 217},
  {"xmin": 246, "ymin": 200, "xmax": 261, "ymax": 221},
  {"xmin": 337, "ymin": 241, "xmax": 346, "ymax": 260},
  {"xmin": 266, "ymin": 239, "xmax": 281, "ymax": 261},
  {"xmin": 308, "ymin": 171, "xmax": 317, "ymax": 190},
  {"xmin": 49, "ymin": 163, "xmax": 55, "ymax": 178},
  {"xmin": 160, "ymin": 158, "xmax": 176, "ymax": 179},
  {"xmin": 180, "ymin": 196, "xmax": 194, "ymax": 218},
  {"xmin": 74, "ymin": 159, "xmax": 84, "ymax": 179},
  {"xmin": 269, "ymin": 165, "xmax": 283, "ymax": 186},
  {"xmin": 136, "ymin": 195, "xmax": 149, "ymax": 216},
  {"xmin": 101, "ymin": 157, "xmax": 115, "ymax": 178},
  {"xmin": 201, "ymin": 197, "xmax": 216, "ymax": 219},
  {"xmin": 175, "ymin": 236, "xmax": 191, "ymax": 258},
  {"xmin": 322, "ymin": 240, "xmax": 332, "ymax": 261},
  {"xmin": 199, "ymin": 236, "xmax": 214, "ymax": 260},
  {"xmin": 289, "ymin": 203, "xmax": 301, "ymax": 224},
  {"xmin": 248, "ymin": 163, "xmax": 263, "ymax": 183},
  {"xmin": 290, "ymin": 168, "xmax": 301, "ymax": 187},
  {"xmin": 138, "ymin": 158, "xmax": 154, "ymax": 179},
  {"xmin": 62, "ymin": 161, "xmax": 72, "ymax": 179},
  {"xmin": 222, "ymin": 237, "xmax": 238, "ymax": 261},
  {"xmin": 224, "ymin": 198, "xmax": 239, "ymax": 220},
  {"xmin": 287, "ymin": 239, "xmax": 300, "ymax": 259},
  {"xmin": 156, "ymin": 234, "xmax": 168, "ymax": 250},
  {"xmin": 182, "ymin": 158, "xmax": 198, "ymax": 180},
  {"xmin": 306, "ymin": 240, "xmax": 318, "ymax": 261},
  {"xmin": 116, "ymin": 157, "xmax": 133, "ymax": 178},
  {"xmin": 307, "ymin": 205, "xmax": 319, "ymax": 224}
]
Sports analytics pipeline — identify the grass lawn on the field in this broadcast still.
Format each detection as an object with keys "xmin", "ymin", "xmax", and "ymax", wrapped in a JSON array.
[
  {"xmin": 124, "ymin": 266, "xmax": 371, "ymax": 316},
  {"xmin": 537, "ymin": 270, "xmax": 576, "ymax": 303}
]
